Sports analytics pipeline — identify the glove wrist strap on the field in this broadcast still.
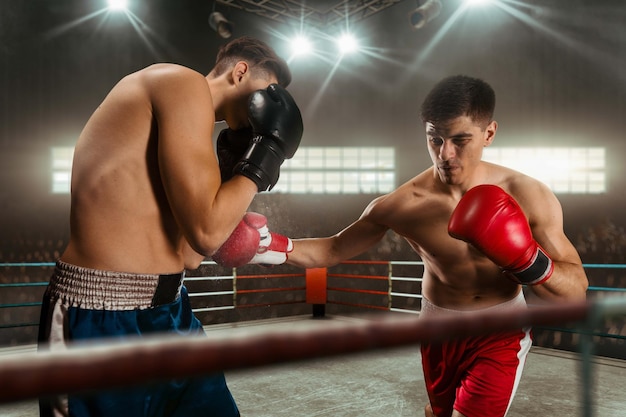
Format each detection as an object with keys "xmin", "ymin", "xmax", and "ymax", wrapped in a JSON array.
[
  {"xmin": 234, "ymin": 137, "xmax": 284, "ymax": 192},
  {"xmin": 509, "ymin": 247, "xmax": 554, "ymax": 285}
]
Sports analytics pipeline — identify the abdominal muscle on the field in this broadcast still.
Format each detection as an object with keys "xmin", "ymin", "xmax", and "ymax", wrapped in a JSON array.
[{"xmin": 410, "ymin": 239, "xmax": 521, "ymax": 311}]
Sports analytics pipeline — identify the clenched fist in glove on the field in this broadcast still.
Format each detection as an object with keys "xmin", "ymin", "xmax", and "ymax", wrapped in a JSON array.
[
  {"xmin": 216, "ymin": 127, "xmax": 253, "ymax": 183},
  {"xmin": 448, "ymin": 184, "xmax": 553, "ymax": 285},
  {"xmin": 234, "ymin": 84, "xmax": 303, "ymax": 192},
  {"xmin": 212, "ymin": 212, "xmax": 293, "ymax": 268}
]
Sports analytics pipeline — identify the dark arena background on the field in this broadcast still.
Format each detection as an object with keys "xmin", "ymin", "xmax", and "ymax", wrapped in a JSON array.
[{"xmin": 1, "ymin": 1, "xmax": 625, "ymax": 416}]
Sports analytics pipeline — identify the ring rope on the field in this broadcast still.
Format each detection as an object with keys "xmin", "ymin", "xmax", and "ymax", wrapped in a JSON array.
[{"xmin": 0, "ymin": 299, "xmax": 614, "ymax": 405}]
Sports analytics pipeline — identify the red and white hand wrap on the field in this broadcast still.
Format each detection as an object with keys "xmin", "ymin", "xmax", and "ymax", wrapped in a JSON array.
[{"xmin": 212, "ymin": 212, "xmax": 293, "ymax": 268}]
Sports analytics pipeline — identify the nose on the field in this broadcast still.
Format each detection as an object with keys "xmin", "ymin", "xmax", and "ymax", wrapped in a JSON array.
[{"xmin": 439, "ymin": 140, "xmax": 455, "ymax": 161}]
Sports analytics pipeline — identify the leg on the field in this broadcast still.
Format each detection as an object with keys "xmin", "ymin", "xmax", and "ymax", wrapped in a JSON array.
[
  {"xmin": 453, "ymin": 329, "xmax": 532, "ymax": 417},
  {"xmin": 425, "ymin": 404, "xmax": 468, "ymax": 417}
]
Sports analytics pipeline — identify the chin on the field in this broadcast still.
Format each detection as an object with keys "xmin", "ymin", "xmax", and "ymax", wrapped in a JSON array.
[{"xmin": 439, "ymin": 175, "xmax": 462, "ymax": 185}]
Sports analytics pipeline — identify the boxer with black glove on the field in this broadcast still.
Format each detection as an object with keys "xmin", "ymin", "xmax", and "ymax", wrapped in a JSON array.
[
  {"xmin": 234, "ymin": 83, "xmax": 303, "ymax": 191},
  {"xmin": 216, "ymin": 127, "xmax": 253, "ymax": 183}
]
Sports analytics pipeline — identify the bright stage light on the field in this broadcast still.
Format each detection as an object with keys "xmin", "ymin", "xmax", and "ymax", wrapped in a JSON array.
[
  {"xmin": 336, "ymin": 33, "xmax": 359, "ymax": 55},
  {"xmin": 290, "ymin": 35, "xmax": 313, "ymax": 57},
  {"xmin": 107, "ymin": 0, "xmax": 128, "ymax": 11},
  {"xmin": 464, "ymin": 0, "xmax": 493, "ymax": 6}
]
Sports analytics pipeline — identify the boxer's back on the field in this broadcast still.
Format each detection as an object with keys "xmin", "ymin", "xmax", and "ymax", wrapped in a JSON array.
[{"xmin": 62, "ymin": 68, "xmax": 183, "ymax": 274}]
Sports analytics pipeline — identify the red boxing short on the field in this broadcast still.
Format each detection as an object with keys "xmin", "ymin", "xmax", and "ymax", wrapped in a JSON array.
[{"xmin": 420, "ymin": 292, "xmax": 532, "ymax": 417}]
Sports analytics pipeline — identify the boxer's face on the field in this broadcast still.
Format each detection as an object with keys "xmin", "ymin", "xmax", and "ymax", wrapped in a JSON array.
[{"xmin": 426, "ymin": 115, "xmax": 496, "ymax": 185}]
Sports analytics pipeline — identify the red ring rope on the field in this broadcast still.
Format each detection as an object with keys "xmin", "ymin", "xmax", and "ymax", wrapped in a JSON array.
[{"xmin": 0, "ymin": 300, "xmax": 594, "ymax": 404}]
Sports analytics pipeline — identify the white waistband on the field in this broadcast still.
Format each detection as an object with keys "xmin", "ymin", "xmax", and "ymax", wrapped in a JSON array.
[
  {"xmin": 420, "ymin": 291, "xmax": 526, "ymax": 317},
  {"xmin": 46, "ymin": 260, "xmax": 184, "ymax": 310}
]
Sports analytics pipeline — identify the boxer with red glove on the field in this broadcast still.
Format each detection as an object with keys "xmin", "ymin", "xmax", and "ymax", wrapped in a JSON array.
[
  {"xmin": 212, "ymin": 212, "xmax": 293, "ymax": 268},
  {"xmin": 448, "ymin": 184, "xmax": 553, "ymax": 285}
]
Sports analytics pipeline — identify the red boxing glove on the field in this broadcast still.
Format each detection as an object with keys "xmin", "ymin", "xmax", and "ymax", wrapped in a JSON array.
[
  {"xmin": 448, "ymin": 185, "xmax": 553, "ymax": 285},
  {"xmin": 212, "ymin": 212, "xmax": 293, "ymax": 268}
]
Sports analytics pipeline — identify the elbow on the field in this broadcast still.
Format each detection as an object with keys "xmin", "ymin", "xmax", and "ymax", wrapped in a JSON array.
[
  {"xmin": 186, "ymin": 230, "xmax": 229, "ymax": 259},
  {"xmin": 561, "ymin": 277, "xmax": 589, "ymax": 303},
  {"xmin": 562, "ymin": 275, "xmax": 589, "ymax": 302},
  {"xmin": 573, "ymin": 267, "xmax": 590, "ymax": 301},
  {"xmin": 578, "ymin": 277, "xmax": 589, "ymax": 300}
]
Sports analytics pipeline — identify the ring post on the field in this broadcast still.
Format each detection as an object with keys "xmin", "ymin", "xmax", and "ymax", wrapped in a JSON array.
[{"xmin": 306, "ymin": 268, "xmax": 327, "ymax": 318}]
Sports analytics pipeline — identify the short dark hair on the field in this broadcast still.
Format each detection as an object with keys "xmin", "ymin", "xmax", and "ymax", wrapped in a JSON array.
[
  {"xmin": 212, "ymin": 36, "xmax": 291, "ymax": 87},
  {"xmin": 420, "ymin": 75, "xmax": 495, "ymax": 128}
]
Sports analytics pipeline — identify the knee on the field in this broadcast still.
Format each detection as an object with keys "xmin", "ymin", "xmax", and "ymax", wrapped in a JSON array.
[{"xmin": 424, "ymin": 404, "xmax": 435, "ymax": 417}]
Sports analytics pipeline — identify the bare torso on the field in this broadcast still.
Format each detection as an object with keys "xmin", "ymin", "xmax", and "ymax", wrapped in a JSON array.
[
  {"xmin": 372, "ymin": 167, "xmax": 521, "ymax": 310},
  {"xmin": 61, "ymin": 60, "xmax": 283, "ymax": 275},
  {"xmin": 62, "ymin": 68, "xmax": 186, "ymax": 274}
]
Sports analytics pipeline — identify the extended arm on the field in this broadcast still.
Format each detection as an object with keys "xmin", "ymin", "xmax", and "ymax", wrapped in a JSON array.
[
  {"xmin": 209, "ymin": 200, "xmax": 390, "ymax": 269},
  {"xmin": 287, "ymin": 199, "xmax": 390, "ymax": 268}
]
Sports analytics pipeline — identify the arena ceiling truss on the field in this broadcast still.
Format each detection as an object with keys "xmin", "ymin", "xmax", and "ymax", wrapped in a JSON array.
[{"xmin": 214, "ymin": 0, "xmax": 407, "ymax": 28}]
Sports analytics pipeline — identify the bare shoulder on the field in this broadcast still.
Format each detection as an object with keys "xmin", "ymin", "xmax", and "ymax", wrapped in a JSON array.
[
  {"xmin": 495, "ymin": 166, "xmax": 562, "ymax": 221},
  {"xmin": 104, "ymin": 64, "xmax": 208, "ymax": 108},
  {"xmin": 506, "ymin": 172, "xmax": 557, "ymax": 204},
  {"xmin": 136, "ymin": 64, "xmax": 208, "ymax": 96},
  {"xmin": 128, "ymin": 64, "xmax": 214, "ymax": 126},
  {"xmin": 100, "ymin": 64, "xmax": 205, "ymax": 106},
  {"xmin": 137, "ymin": 63, "xmax": 203, "ymax": 82},
  {"xmin": 361, "ymin": 169, "xmax": 433, "ymax": 222}
]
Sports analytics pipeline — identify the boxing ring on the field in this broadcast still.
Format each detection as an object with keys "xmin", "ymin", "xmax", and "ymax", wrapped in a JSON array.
[{"xmin": 1, "ymin": 261, "xmax": 626, "ymax": 416}]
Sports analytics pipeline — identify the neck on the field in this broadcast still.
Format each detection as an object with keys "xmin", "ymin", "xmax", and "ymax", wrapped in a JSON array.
[{"xmin": 206, "ymin": 75, "xmax": 226, "ymax": 122}]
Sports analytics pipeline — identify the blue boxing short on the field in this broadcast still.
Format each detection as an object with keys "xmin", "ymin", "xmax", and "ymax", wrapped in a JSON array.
[{"xmin": 37, "ymin": 260, "xmax": 240, "ymax": 417}]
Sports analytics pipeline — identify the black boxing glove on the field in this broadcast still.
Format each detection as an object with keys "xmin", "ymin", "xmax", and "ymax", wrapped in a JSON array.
[
  {"xmin": 234, "ymin": 84, "xmax": 303, "ymax": 192},
  {"xmin": 216, "ymin": 127, "xmax": 253, "ymax": 183}
]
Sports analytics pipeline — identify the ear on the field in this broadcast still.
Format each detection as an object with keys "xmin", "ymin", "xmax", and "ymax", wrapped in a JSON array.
[
  {"xmin": 231, "ymin": 61, "xmax": 249, "ymax": 86},
  {"xmin": 483, "ymin": 120, "xmax": 497, "ymax": 147}
]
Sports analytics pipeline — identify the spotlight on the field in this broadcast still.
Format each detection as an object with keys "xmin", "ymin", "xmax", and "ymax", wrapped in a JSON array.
[
  {"xmin": 336, "ymin": 33, "xmax": 359, "ymax": 55},
  {"xmin": 107, "ymin": 0, "xmax": 128, "ymax": 11},
  {"xmin": 209, "ymin": 11, "xmax": 233, "ymax": 39},
  {"xmin": 465, "ymin": 0, "xmax": 492, "ymax": 5},
  {"xmin": 408, "ymin": 0, "xmax": 442, "ymax": 30},
  {"xmin": 290, "ymin": 35, "xmax": 313, "ymax": 57}
]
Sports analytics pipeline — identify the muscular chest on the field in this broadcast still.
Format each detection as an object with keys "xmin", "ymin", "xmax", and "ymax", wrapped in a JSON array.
[{"xmin": 389, "ymin": 195, "xmax": 475, "ymax": 262}]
